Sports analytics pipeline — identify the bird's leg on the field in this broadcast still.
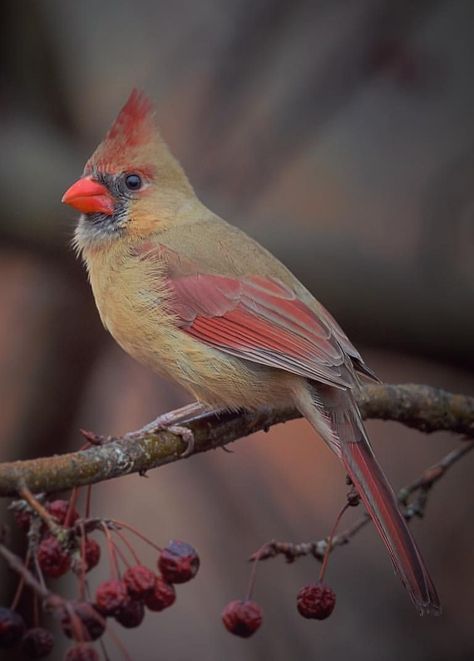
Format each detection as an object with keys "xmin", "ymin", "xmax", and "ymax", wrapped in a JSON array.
[
  {"xmin": 133, "ymin": 401, "xmax": 210, "ymax": 435},
  {"xmin": 126, "ymin": 401, "xmax": 222, "ymax": 457}
]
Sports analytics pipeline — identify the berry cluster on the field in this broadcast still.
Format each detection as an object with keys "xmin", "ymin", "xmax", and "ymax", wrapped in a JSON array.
[
  {"xmin": 1, "ymin": 483, "xmax": 352, "ymax": 654},
  {"xmin": 220, "ymin": 498, "xmax": 352, "ymax": 638},
  {"xmin": 0, "ymin": 607, "xmax": 55, "ymax": 657},
  {"xmin": 1, "ymin": 492, "xmax": 199, "ymax": 659},
  {"xmin": 220, "ymin": 581, "xmax": 336, "ymax": 639}
]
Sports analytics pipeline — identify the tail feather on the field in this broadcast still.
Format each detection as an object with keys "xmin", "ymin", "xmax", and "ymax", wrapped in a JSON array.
[
  {"xmin": 302, "ymin": 386, "xmax": 441, "ymax": 614},
  {"xmin": 341, "ymin": 429, "xmax": 440, "ymax": 614}
]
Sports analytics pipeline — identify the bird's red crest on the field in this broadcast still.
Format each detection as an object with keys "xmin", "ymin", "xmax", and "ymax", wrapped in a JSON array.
[
  {"xmin": 105, "ymin": 89, "xmax": 154, "ymax": 147},
  {"xmin": 86, "ymin": 89, "xmax": 157, "ymax": 173}
]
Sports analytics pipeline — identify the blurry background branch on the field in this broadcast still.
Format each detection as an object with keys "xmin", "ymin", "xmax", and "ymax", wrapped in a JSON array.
[{"xmin": 0, "ymin": 383, "xmax": 472, "ymax": 497}]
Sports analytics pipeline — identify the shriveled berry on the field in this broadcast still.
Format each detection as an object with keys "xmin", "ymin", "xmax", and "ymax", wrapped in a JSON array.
[
  {"xmin": 95, "ymin": 579, "xmax": 128, "ymax": 616},
  {"xmin": 83, "ymin": 538, "xmax": 101, "ymax": 572},
  {"xmin": 0, "ymin": 607, "xmax": 25, "ymax": 648},
  {"xmin": 21, "ymin": 627, "xmax": 54, "ymax": 658},
  {"xmin": 158, "ymin": 540, "xmax": 199, "ymax": 584},
  {"xmin": 14, "ymin": 509, "xmax": 32, "ymax": 531},
  {"xmin": 123, "ymin": 565, "xmax": 155, "ymax": 599},
  {"xmin": 61, "ymin": 602, "xmax": 105, "ymax": 641},
  {"xmin": 297, "ymin": 583, "xmax": 336, "ymax": 620},
  {"xmin": 64, "ymin": 644, "xmax": 99, "ymax": 661},
  {"xmin": 46, "ymin": 500, "xmax": 79, "ymax": 527},
  {"xmin": 114, "ymin": 598, "xmax": 145, "ymax": 628},
  {"xmin": 37, "ymin": 536, "xmax": 71, "ymax": 578},
  {"xmin": 144, "ymin": 576, "xmax": 176, "ymax": 612},
  {"xmin": 222, "ymin": 600, "xmax": 262, "ymax": 638}
]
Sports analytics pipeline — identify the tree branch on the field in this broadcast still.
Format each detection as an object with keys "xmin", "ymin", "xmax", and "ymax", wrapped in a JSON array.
[{"xmin": 0, "ymin": 384, "xmax": 472, "ymax": 497}]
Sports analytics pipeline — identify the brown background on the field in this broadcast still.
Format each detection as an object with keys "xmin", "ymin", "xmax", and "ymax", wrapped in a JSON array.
[{"xmin": 0, "ymin": 1, "xmax": 473, "ymax": 660}]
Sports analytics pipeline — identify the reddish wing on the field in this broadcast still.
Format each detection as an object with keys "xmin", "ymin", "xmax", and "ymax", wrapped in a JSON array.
[{"xmin": 164, "ymin": 266, "xmax": 354, "ymax": 389}]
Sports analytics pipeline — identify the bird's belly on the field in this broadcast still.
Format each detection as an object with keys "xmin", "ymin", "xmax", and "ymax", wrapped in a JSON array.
[
  {"xmin": 104, "ymin": 305, "xmax": 295, "ymax": 410},
  {"xmin": 123, "ymin": 326, "xmax": 295, "ymax": 409},
  {"xmin": 88, "ymin": 256, "xmax": 299, "ymax": 410}
]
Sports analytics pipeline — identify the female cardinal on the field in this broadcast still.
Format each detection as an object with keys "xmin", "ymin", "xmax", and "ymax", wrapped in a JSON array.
[{"xmin": 62, "ymin": 90, "xmax": 439, "ymax": 614}]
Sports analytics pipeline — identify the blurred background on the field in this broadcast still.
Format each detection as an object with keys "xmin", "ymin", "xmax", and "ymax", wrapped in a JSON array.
[{"xmin": 1, "ymin": 1, "xmax": 473, "ymax": 659}]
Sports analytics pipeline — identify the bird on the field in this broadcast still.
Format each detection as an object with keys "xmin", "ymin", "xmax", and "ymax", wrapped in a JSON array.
[{"xmin": 62, "ymin": 89, "xmax": 440, "ymax": 614}]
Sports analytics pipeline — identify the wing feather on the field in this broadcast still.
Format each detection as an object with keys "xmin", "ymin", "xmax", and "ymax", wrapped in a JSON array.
[
  {"xmin": 133, "ymin": 241, "xmax": 372, "ymax": 389},
  {"xmin": 168, "ymin": 272, "xmax": 352, "ymax": 388}
]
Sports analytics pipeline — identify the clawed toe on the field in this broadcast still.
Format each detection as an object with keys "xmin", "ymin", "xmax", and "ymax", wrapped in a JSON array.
[{"xmin": 167, "ymin": 424, "xmax": 195, "ymax": 457}]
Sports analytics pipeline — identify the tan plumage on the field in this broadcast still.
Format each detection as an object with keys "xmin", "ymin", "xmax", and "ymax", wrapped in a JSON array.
[{"xmin": 63, "ymin": 90, "xmax": 440, "ymax": 614}]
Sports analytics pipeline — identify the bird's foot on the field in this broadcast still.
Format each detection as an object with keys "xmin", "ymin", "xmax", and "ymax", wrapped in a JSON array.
[
  {"xmin": 133, "ymin": 402, "xmax": 209, "ymax": 437},
  {"xmin": 126, "ymin": 415, "xmax": 196, "ymax": 456},
  {"xmin": 165, "ymin": 424, "xmax": 195, "ymax": 457}
]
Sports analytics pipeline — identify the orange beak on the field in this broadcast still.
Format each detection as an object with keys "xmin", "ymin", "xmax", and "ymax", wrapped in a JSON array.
[{"xmin": 62, "ymin": 177, "xmax": 115, "ymax": 215}]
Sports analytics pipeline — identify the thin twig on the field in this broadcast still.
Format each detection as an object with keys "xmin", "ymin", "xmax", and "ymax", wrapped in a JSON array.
[
  {"xmin": 18, "ymin": 486, "xmax": 59, "ymax": 535},
  {"xmin": 0, "ymin": 542, "xmax": 63, "ymax": 611},
  {"xmin": 252, "ymin": 441, "xmax": 474, "ymax": 563}
]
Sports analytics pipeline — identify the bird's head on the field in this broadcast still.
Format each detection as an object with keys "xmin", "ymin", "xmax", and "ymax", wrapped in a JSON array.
[{"xmin": 63, "ymin": 90, "xmax": 193, "ymax": 252}]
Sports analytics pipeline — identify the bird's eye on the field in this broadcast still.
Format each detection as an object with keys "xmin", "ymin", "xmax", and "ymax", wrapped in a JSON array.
[{"xmin": 124, "ymin": 173, "xmax": 142, "ymax": 191}]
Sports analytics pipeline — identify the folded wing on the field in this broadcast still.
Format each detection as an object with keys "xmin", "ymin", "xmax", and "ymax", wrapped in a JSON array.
[{"xmin": 167, "ymin": 268, "xmax": 357, "ymax": 389}]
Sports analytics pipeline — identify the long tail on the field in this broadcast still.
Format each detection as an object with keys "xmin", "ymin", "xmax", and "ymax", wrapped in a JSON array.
[{"xmin": 299, "ymin": 386, "xmax": 441, "ymax": 615}]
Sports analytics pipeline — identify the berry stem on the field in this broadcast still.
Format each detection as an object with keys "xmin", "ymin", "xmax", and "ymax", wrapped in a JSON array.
[
  {"xmin": 85, "ymin": 485, "xmax": 93, "ymax": 519},
  {"xmin": 111, "ymin": 520, "xmax": 162, "ymax": 553},
  {"xmin": 245, "ymin": 545, "xmax": 266, "ymax": 601},
  {"xmin": 112, "ymin": 539, "xmax": 131, "ymax": 570},
  {"xmin": 101, "ymin": 522, "xmax": 120, "ymax": 580},
  {"xmin": 33, "ymin": 553, "xmax": 48, "ymax": 594},
  {"xmin": 10, "ymin": 574, "xmax": 25, "ymax": 611},
  {"xmin": 10, "ymin": 549, "xmax": 30, "ymax": 610},
  {"xmin": 78, "ymin": 521, "xmax": 87, "ymax": 601},
  {"xmin": 19, "ymin": 486, "xmax": 59, "ymax": 535},
  {"xmin": 112, "ymin": 528, "xmax": 142, "ymax": 566},
  {"xmin": 104, "ymin": 622, "xmax": 133, "ymax": 661},
  {"xmin": 99, "ymin": 637, "xmax": 112, "ymax": 661},
  {"xmin": 318, "ymin": 502, "xmax": 351, "ymax": 583},
  {"xmin": 65, "ymin": 487, "xmax": 80, "ymax": 528},
  {"xmin": 65, "ymin": 601, "xmax": 85, "ymax": 643}
]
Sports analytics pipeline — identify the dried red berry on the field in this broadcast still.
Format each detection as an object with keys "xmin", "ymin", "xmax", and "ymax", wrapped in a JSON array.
[
  {"xmin": 158, "ymin": 540, "xmax": 200, "ymax": 584},
  {"xmin": 123, "ymin": 565, "xmax": 155, "ymax": 599},
  {"xmin": 114, "ymin": 598, "xmax": 145, "ymax": 628},
  {"xmin": 144, "ymin": 576, "xmax": 176, "ymax": 612},
  {"xmin": 297, "ymin": 583, "xmax": 336, "ymax": 620},
  {"xmin": 83, "ymin": 538, "xmax": 101, "ymax": 572},
  {"xmin": 21, "ymin": 627, "xmax": 54, "ymax": 658},
  {"xmin": 0, "ymin": 607, "xmax": 25, "ymax": 648},
  {"xmin": 95, "ymin": 579, "xmax": 128, "ymax": 616},
  {"xmin": 46, "ymin": 500, "xmax": 79, "ymax": 527},
  {"xmin": 222, "ymin": 600, "xmax": 262, "ymax": 638},
  {"xmin": 37, "ymin": 536, "xmax": 71, "ymax": 578},
  {"xmin": 14, "ymin": 509, "xmax": 32, "ymax": 531},
  {"xmin": 64, "ymin": 644, "xmax": 99, "ymax": 661},
  {"xmin": 61, "ymin": 602, "xmax": 105, "ymax": 641}
]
